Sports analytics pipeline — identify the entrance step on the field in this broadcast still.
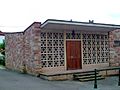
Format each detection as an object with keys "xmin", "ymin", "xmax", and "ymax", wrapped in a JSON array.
[{"xmin": 73, "ymin": 72, "xmax": 105, "ymax": 82}]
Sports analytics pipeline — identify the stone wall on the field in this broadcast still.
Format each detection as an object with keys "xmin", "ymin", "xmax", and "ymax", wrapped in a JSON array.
[
  {"xmin": 109, "ymin": 29, "xmax": 120, "ymax": 66},
  {"xmin": 5, "ymin": 22, "xmax": 41, "ymax": 75},
  {"xmin": 31, "ymin": 23, "xmax": 42, "ymax": 74},
  {"xmin": 24, "ymin": 22, "xmax": 42, "ymax": 75},
  {"xmin": 5, "ymin": 32, "xmax": 24, "ymax": 71}
]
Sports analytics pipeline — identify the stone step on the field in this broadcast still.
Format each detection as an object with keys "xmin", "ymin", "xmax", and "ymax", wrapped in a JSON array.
[
  {"xmin": 74, "ymin": 72, "xmax": 98, "ymax": 77},
  {"xmin": 79, "ymin": 77, "xmax": 105, "ymax": 82},
  {"xmin": 73, "ymin": 71, "xmax": 105, "ymax": 82},
  {"xmin": 75, "ymin": 74, "xmax": 102, "ymax": 79}
]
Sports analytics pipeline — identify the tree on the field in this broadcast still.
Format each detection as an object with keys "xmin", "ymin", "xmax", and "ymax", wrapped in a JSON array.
[
  {"xmin": 0, "ymin": 40, "xmax": 5, "ymax": 55},
  {"xmin": 0, "ymin": 40, "xmax": 5, "ymax": 66}
]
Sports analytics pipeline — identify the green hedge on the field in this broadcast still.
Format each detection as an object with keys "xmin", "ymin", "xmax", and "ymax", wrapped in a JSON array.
[{"xmin": 0, "ymin": 60, "xmax": 5, "ymax": 66}]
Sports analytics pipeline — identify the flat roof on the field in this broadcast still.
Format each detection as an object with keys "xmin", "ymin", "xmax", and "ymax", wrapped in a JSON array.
[{"xmin": 41, "ymin": 19, "xmax": 120, "ymax": 32}]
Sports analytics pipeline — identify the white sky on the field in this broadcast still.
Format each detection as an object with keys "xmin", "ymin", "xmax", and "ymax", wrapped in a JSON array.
[{"xmin": 0, "ymin": 0, "xmax": 120, "ymax": 32}]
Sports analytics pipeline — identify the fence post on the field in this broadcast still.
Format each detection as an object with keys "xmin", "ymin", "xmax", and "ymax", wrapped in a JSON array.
[
  {"xmin": 94, "ymin": 69, "xmax": 97, "ymax": 89},
  {"xmin": 118, "ymin": 69, "xmax": 120, "ymax": 86}
]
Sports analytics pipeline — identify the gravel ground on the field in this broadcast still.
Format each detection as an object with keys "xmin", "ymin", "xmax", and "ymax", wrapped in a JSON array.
[{"xmin": 0, "ymin": 68, "xmax": 120, "ymax": 90}]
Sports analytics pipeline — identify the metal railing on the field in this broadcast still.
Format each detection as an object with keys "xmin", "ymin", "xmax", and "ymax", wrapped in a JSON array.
[{"xmin": 94, "ymin": 67, "xmax": 120, "ymax": 89}]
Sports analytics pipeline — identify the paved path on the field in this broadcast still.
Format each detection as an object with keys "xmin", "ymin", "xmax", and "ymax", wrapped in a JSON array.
[{"xmin": 0, "ymin": 69, "xmax": 120, "ymax": 90}]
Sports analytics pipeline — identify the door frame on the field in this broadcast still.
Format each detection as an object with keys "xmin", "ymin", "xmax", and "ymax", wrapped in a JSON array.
[{"xmin": 66, "ymin": 40, "xmax": 82, "ymax": 70}]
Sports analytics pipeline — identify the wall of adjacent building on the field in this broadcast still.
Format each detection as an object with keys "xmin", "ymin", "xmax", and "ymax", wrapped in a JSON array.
[
  {"xmin": 109, "ymin": 29, "xmax": 120, "ymax": 66},
  {"xmin": 5, "ymin": 22, "xmax": 41, "ymax": 75}
]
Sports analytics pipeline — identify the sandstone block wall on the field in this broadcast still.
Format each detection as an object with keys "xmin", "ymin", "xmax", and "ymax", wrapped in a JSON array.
[
  {"xmin": 109, "ymin": 29, "xmax": 120, "ymax": 66},
  {"xmin": 5, "ymin": 32, "xmax": 24, "ymax": 71},
  {"xmin": 5, "ymin": 22, "xmax": 41, "ymax": 75}
]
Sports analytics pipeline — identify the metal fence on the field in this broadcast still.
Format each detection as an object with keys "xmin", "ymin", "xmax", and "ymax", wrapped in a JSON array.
[{"xmin": 94, "ymin": 67, "xmax": 120, "ymax": 89}]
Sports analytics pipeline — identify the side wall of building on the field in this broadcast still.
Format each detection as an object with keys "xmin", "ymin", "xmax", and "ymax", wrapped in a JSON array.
[
  {"xmin": 109, "ymin": 29, "xmax": 120, "ymax": 66},
  {"xmin": 5, "ymin": 33, "xmax": 24, "ymax": 71},
  {"xmin": 5, "ymin": 22, "xmax": 41, "ymax": 75},
  {"xmin": 24, "ymin": 23, "xmax": 41, "ymax": 75}
]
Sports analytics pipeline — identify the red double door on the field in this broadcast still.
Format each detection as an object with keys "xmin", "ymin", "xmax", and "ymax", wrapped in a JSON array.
[{"xmin": 66, "ymin": 41, "xmax": 82, "ymax": 70}]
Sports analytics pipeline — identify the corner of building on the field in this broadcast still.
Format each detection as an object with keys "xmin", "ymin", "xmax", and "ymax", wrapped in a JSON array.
[
  {"xmin": 109, "ymin": 29, "xmax": 120, "ymax": 67},
  {"xmin": 5, "ymin": 22, "xmax": 42, "ymax": 76}
]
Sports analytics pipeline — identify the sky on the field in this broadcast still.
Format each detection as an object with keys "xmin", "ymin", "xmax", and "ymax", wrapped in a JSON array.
[
  {"xmin": 0, "ymin": 36, "xmax": 4, "ymax": 43},
  {"xmin": 0, "ymin": 0, "xmax": 120, "ymax": 32}
]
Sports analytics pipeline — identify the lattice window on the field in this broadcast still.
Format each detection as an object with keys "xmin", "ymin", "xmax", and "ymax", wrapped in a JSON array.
[
  {"xmin": 83, "ymin": 34, "xmax": 109, "ymax": 64},
  {"xmin": 40, "ymin": 32, "xmax": 64, "ymax": 68},
  {"xmin": 66, "ymin": 32, "xmax": 81, "ymax": 39}
]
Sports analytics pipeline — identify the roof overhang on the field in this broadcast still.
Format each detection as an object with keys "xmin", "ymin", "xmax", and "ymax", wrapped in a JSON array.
[{"xmin": 41, "ymin": 19, "xmax": 120, "ymax": 32}]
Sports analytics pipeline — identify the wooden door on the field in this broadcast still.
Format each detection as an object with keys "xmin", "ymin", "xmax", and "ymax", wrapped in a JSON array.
[{"xmin": 66, "ymin": 41, "xmax": 82, "ymax": 70}]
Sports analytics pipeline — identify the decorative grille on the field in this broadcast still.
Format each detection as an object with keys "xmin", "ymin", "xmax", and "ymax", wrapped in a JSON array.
[
  {"xmin": 66, "ymin": 32, "xmax": 81, "ymax": 39},
  {"xmin": 40, "ymin": 32, "xmax": 64, "ymax": 67},
  {"xmin": 82, "ymin": 34, "xmax": 109, "ymax": 64}
]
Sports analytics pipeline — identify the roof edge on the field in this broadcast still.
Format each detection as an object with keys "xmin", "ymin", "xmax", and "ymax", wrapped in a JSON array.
[{"xmin": 41, "ymin": 19, "xmax": 120, "ymax": 29}]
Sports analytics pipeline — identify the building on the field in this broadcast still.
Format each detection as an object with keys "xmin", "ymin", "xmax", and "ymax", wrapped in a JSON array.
[
  {"xmin": 0, "ymin": 31, "xmax": 4, "ymax": 36},
  {"xmin": 5, "ymin": 19, "xmax": 120, "ymax": 80}
]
